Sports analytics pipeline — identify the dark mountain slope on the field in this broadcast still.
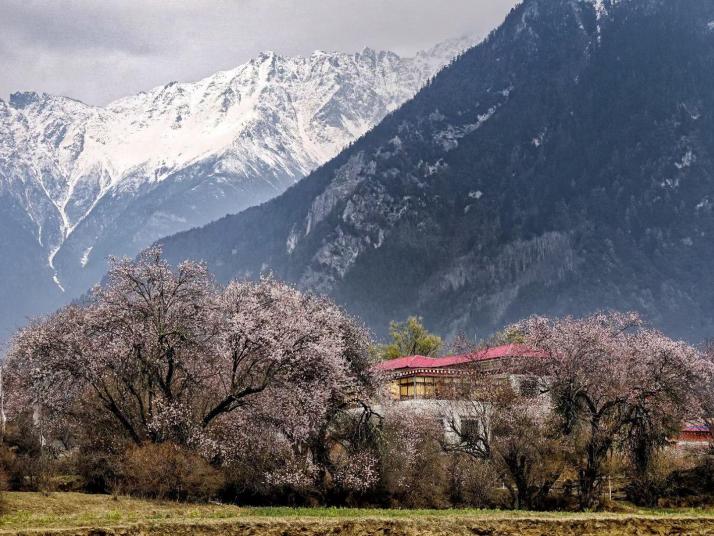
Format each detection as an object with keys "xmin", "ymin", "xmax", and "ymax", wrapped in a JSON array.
[{"xmin": 160, "ymin": 0, "xmax": 714, "ymax": 341}]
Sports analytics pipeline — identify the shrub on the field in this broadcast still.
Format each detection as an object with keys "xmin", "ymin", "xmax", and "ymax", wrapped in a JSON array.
[
  {"xmin": 447, "ymin": 454, "xmax": 501, "ymax": 507},
  {"xmin": 625, "ymin": 449, "xmax": 701, "ymax": 506},
  {"xmin": 121, "ymin": 442, "xmax": 224, "ymax": 501},
  {"xmin": 377, "ymin": 409, "xmax": 451, "ymax": 508},
  {"xmin": 659, "ymin": 453, "xmax": 714, "ymax": 506},
  {"xmin": 0, "ymin": 468, "xmax": 7, "ymax": 515},
  {"xmin": 75, "ymin": 450, "xmax": 124, "ymax": 494},
  {"xmin": 0, "ymin": 418, "xmax": 59, "ymax": 492}
]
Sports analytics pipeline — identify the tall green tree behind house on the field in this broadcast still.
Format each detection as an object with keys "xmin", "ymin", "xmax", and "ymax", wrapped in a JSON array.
[
  {"xmin": 382, "ymin": 316, "xmax": 442, "ymax": 360},
  {"xmin": 487, "ymin": 327, "xmax": 525, "ymax": 346}
]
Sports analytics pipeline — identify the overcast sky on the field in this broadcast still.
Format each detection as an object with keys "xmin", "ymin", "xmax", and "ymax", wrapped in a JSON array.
[{"xmin": 1, "ymin": 0, "xmax": 517, "ymax": 106}]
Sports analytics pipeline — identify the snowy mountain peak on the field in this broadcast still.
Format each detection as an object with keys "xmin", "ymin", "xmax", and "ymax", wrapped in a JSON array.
[{"xmin": 0, "ymin": 35, "xmax": 478, "ymax": 311}]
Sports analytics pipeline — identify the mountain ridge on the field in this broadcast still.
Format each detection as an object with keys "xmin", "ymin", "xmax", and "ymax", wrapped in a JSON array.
[{"xmin": 158, "ymin": 0, "xmax": 714, "ymax": 342}]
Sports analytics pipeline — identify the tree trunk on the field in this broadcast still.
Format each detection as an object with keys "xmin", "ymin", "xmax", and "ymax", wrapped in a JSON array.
[{"xmin": 578, "ymin": 466, "xmax": 600, "ymax": 510}]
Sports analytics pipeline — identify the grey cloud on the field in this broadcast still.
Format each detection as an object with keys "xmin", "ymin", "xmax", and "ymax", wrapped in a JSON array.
[
  {"xmin": 1, "ymin": 0, "xmax": 159, "ymax": 55},
  {"xmin": 0, "ymin": 0, "xmax": 517, "ymax": 105}
]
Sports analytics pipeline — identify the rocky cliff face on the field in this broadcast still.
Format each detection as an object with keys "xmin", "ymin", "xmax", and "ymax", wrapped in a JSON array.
[
  {"xmin": 159, "ymin": 0, "xmax": 714, "ymax": 342},
  {"xmin": 0, "ymin": 38, "xmax": 473, "ymax": 337}
]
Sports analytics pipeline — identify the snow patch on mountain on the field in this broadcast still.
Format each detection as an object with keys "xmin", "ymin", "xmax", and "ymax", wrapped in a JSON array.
[
  {"xmin": 582, "ymin": 0, "xmax": 621, "ymax": 18},
  {"xmin": 433, "ymin": 103, "xmax": 501, "ymax": 151},
  {"xmin": 80, "ymin": 246, "xmax": 93, "ymax": 268},
  {"xmin": 675, "ymin": 150, "xmax": 695, "ymax": 169},
  {"xmin": 581, "ymin": 0, "xmax": 621, "ymax": 43},
  {"xmin": 591, "ymin": 0, "xmax": 607, "ymax": 20}
]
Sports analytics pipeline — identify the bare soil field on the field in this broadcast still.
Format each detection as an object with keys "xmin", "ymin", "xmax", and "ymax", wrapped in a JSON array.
[{"xmin": 2, "ymin": 492, "xmax": 714, "ymax": 536}]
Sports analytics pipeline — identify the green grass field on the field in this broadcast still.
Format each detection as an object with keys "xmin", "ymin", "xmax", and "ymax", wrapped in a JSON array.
[{"xmin": 2, "ymin": 492, "xmax": 714, "ymax": 535}]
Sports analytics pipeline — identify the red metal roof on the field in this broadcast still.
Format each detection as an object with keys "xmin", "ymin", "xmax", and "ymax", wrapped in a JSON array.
[
  {"xmin": 374, "ymin": 344, "xmax": 541, "ymax": 372},
  {"xmin": 682, "ymin": 424, "xmax": 710, "ymax": 433}
]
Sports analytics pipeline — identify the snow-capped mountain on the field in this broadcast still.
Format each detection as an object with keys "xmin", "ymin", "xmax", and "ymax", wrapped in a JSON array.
[{"xmin": 0, "ymin": 36, "xmax": 475, "ymax": 337}]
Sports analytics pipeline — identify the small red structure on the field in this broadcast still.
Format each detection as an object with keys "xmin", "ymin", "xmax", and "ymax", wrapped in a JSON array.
[{"xmin": 677, "ymin": 424, "xmax": 712, "ymax": 445}]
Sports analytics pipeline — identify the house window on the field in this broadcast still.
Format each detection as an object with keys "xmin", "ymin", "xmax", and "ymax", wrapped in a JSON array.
[
  {"xmin": 398, "ymin": 376, "xmax": 437, "ymax": 399},
  {"xmin": 460, "ymin": 418, "xmax": 481, "ymax": 443},
  {"xmin": 398, "ymin": 378, "xmax": 414, "ymax": 399},
  {"xmin": 436, "ymin": 377, "xmax": 472, "ymax": 399},
  {"xmin": 519, "ymin": 377, "xmax": 538, "ymax": 398}
]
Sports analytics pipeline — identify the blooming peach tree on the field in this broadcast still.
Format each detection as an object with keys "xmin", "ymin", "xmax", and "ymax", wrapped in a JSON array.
[
  {"xmin": 515, "ymin": 312, "xmax": 708, "ymax": 508},
  {"xmin": 5, "ymin": 247, "xmax": 378, "ymax": 495}
]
